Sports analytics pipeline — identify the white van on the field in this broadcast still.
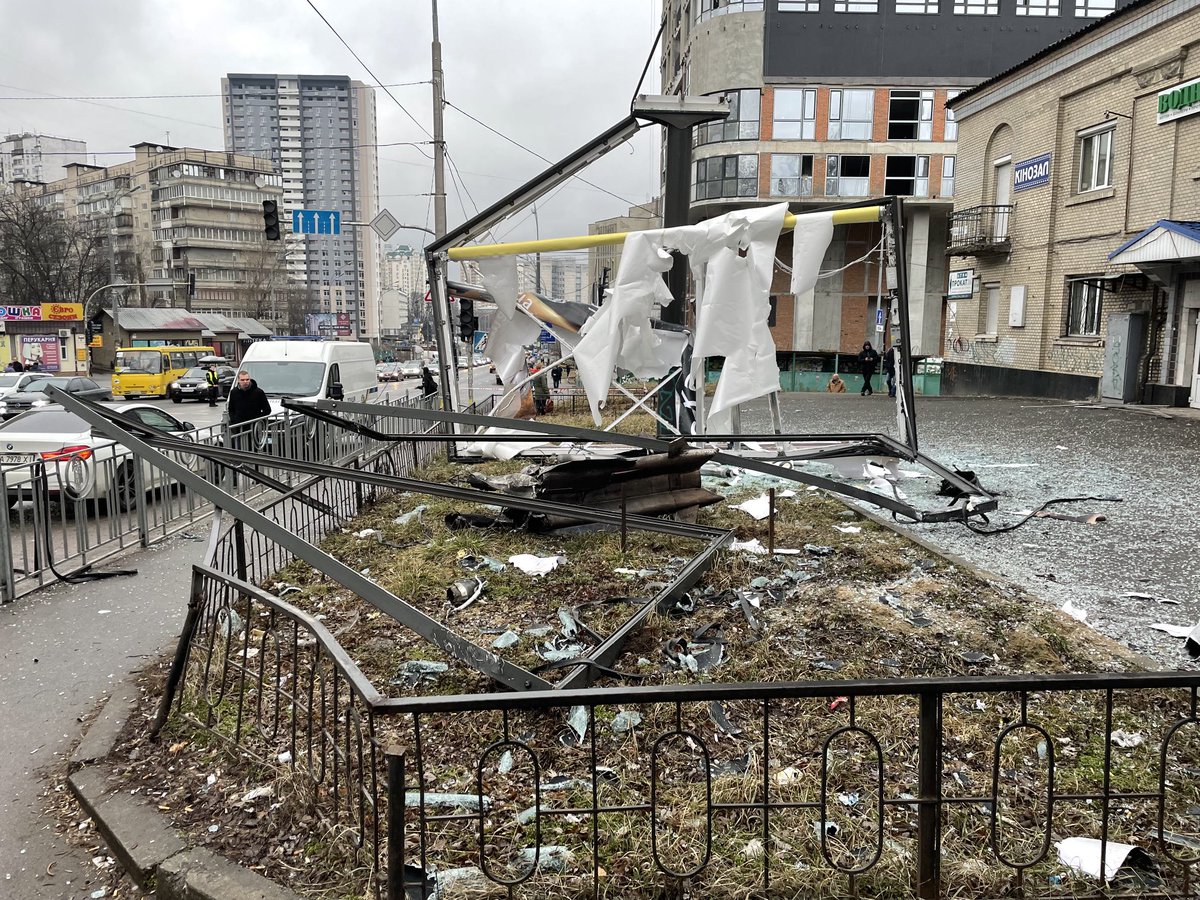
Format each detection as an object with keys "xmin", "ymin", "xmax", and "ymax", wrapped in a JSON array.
[{"xmin": 235, "ymin": 341, "xmax": 379, "ymax": 411}]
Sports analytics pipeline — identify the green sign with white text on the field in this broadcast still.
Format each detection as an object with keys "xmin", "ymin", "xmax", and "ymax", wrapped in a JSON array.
[{"xmin": 1157, "ymin": 76, "xmax": 1200, "ymax": 125}]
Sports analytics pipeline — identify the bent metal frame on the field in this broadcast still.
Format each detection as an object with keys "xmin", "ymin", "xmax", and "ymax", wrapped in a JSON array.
[
  {"xmin": 48, "ymin": 389, "xmax": 730, "ymax": 693},
  {"xmin": 416, "ymin": 110, "xmax": 994, "ymax": 517}
]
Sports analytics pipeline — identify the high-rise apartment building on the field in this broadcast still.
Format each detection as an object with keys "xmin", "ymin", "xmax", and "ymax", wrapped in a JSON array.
[
  {"xmin": 1, "ymin": 132, "xmax": 87, "ymax": 193},
  {"xmin": 222, "ymin": 74, "xmax": 381, "ymax": 341},
  {"xmin": 660, "ymin": 0, "xmax": 1135, "ymax": 359}
]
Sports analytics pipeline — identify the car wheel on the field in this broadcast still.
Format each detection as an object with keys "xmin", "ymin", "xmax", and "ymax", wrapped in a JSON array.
[
  {"xmin": 114, "ymin": 462, "xmax": 139, "ymax": 513},
  {"xmin": 171, "ymin": 394, "xmax": 182, "ymax": 404}
]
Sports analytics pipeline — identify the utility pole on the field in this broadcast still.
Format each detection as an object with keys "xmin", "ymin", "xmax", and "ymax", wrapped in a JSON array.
[
  {"xmin": 427, "ymin": 0, "xmax": 460, "ymax": 409},
  {"xmin": 431, "ymin": 0, "xmax": 447, "ymax": 239}
]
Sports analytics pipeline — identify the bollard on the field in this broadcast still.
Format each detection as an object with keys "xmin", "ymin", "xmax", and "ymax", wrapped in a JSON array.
[{"xmin": 767, "ymin": 488, "xmax": 776, "ymax": 556}]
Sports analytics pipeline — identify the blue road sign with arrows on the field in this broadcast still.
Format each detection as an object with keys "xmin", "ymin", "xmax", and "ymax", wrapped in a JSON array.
[{"xmin": 292, "ymin": 209, "xmax": 341, "ymax": 235}]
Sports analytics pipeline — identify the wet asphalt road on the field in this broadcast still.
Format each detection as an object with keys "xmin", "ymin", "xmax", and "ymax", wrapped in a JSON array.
[{"xmin": 740, "ymin": 393, "xmax": 1200, "ymax": 669}]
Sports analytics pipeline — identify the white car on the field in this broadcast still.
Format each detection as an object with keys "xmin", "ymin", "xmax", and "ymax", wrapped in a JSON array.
[
  {"xmin": 0, "ymin": 404, "xmax": 201, "ymax": 511},
  {"xmin": 0, "ymin": 372, "xmax": 51, "ymax": 400},
  {"xmin": 398, "ymin": 360, "xmax": 423, "ymax": 379}
]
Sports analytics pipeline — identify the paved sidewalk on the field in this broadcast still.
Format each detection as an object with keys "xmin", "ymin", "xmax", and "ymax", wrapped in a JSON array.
[
  {"xmin": 0, "ymin": 533, "xmax": 206, "ymax": 899},
  {"xmin": 741, "ymin": 393, "xmax": 1200, "ymax": 668}
]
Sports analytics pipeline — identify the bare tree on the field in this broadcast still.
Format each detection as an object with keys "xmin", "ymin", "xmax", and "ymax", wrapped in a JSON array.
[
  {"xmin": 229, "ymin": 237, "xmax": 305, "ymax": 329},
  {"xmin": 0, "ymin": 194, "xmax": 111, "ymax": 306}
]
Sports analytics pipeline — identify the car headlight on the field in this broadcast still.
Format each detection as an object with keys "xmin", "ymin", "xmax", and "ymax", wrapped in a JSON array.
[
  {"xmin": 171, "ymin": 382, "xmax": 180, "ymax": 389},
  {"xmin": 31, "ymin": 399, "xmax": 47, "ymax": 407}
]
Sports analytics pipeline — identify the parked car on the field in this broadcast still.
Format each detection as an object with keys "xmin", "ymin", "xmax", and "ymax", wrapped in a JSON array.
[
  {"xmin": 0, "ymin": 377, "xmax": 111, "ymax": 419},
  {"xmin": 167, "ymin": 366, "xmax": 236, "ymax": 403},
  {"xmin": 0, "ymin": 372, "xmax": 51, "ymax": 400},
  {"xmin": 0, "ymin": 404, "xmax": 199, "ymax": 511}
]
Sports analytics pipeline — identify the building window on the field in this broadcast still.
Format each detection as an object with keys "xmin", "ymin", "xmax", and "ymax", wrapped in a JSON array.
[
  {"xmin": 695, "ymin": 0, "xmax": 764, "ymax": 23},
  {"xmin": 779, "ymin": 0, "xmax": 820, "ymax": 9},
  {"xmin": 693, "ymin": 154, "xmax": 759, "ymax": 200},
  {"xmin": 1066, "ymin": 280, "xmax": 1102, "ymax": 336},
  {"xmin": 1016, "ymin": 0, "xmax": 1059, "ymax": 14},
  {"xmin": 826, "ymin": 154, "xmax": 870, "ymax": 196},
  {"xmin": 770, "ymin": 154, "xmax": 814, "ymax": 196},
  {"xmin": 773, "ymin": 89, "xmax": 817, "ymax": 139},
  {"xmin": 1077, "ymin": 125, "xmax": 1113, "ymax": 192},
  {"xmin": 696, "ymin": 89, "xmax": 761, "ymax": 144},
  {"xmin": 1075, "ymin": 0, "xmax": 1114, "ymax": 15},
  {"xmin": 944, "ymin": 90, "xmax": 961, "ymax": 140},
  {"xmin": 885, "ymin": 156, "xmax": 930, "ymax": 196},
  {"xmin": 896, "ymin": 0, "xmax": 938, "ymax": 11},
  {"xmin": 953, "ymin": 0, "xmax": 998, "ymax": 12},
  {"xmin": 829, "ymin": 89, "xmax": 874, "ymax": 140},
  {"xmin": 983, "ymin": 284, "xmax": 1000, "ymax": 334},
  {"xmin": 834, "ymin": 0, "xmax": 877, "ymax": 9},
  {"xmin": 941, "ymin": 155, "xmax": 956, "ymax": 196},
  {"xmin": 888, "ymin": 90, "xmax": 934, "ymax": 140}
]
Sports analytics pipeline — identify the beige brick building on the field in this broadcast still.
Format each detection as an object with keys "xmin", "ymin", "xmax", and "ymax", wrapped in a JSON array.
[{"xmin": 946, "ymin": 0, "xmax": 1200, "ymax": 405}]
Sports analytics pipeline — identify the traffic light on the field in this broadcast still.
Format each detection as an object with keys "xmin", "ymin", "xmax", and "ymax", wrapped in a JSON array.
[
  {"xmin": 457, "ymin": 297, "xmax": 476, "ymax": 341},
  {"xmin": 262, "ymin": 200, "xmax": 280, "ymax": 241}
]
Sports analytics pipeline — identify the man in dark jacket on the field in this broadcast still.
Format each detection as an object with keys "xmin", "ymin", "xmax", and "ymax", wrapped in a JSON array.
[
  {"xmin": 883, "ymin": 342, "xmax": 899, "ymax": 398},
  {"xmin": 228, "ymin": 371, "xmax": 271, "ymax": 446},
  {"xmin": 420, "ymin": 366, "xmax": 437, "ymax": 398},
  {"xmin": 857, "ymin": 341, "xmax": 880, "ymax": 396}
]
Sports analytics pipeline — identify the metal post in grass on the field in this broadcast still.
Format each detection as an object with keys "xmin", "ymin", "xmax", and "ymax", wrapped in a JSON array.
[
  {"xmin": 768, "ymin": 488, "xmax": 776, "ymax": 556},
  {"xmin": 150, "ymin": 568, "xmax": 206, "ymax": 739},
  {"xmin": 0, "ymin": 466, "xmax": 15, "ymax": 602},
  {"xmin": 386, "ymin": 748, "xmax": 407, "ymax": 900},
  {"xmin": 917, "ymin": 691, "xmax": 942, "ymax": 898}
]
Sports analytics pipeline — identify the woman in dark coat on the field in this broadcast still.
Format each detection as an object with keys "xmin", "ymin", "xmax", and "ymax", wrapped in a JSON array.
[{"xmin": 857, "ymin": 341, "xmax": 880, "ymax": 396}]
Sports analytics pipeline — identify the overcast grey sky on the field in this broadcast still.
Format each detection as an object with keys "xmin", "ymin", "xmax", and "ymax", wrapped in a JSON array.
[{"xmin": 0, "ymin": 0, "xmax": 663, "ymax": 247}]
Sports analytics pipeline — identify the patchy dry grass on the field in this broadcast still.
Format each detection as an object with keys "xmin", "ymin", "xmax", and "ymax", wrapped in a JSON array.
[{"xmin": 94, "ymin": 417, "xmax": 1200, "ymax": 899}]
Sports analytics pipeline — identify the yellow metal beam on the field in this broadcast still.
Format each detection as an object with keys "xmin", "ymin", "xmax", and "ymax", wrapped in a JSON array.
[{"xmin": 446, "ymin": 205, "xmax": 884, "ymax": 260}]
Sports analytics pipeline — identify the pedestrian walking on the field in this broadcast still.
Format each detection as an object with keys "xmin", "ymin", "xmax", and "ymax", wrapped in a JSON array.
[
  {"xmin": 884, "ymin": 342, "xmax": 900, "ymax": 398},
  {"xmin": 227, "ymin": 370, "xmax": 271, "ymax": 449},
  {"xmin": 420, "ymin": 366, "xmax": 438, "ymax": 398},
  {"xmin": 857, "ymin": 341, "xmax": 880, "ymax": 396},
  {"xmin": 551, "ymin": 365, "xmax": 562, "ymax": 390}
]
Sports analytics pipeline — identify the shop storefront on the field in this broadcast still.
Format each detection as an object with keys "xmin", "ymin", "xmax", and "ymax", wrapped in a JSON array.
[{"xmin": 0, "ymin": 303, "xmax": 87, "ymax": 373}]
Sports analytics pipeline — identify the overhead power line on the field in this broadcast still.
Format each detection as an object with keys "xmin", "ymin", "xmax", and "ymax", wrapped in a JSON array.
[
  {"xmin": 23, "ymin": 140, "xmax": 433, "ymax": 158},
  {"xmin": 301, "ymin": 0, "xmax": 434, "ymax": 152},
  {"xmin": 0, "ymin": 81, "xmax": 220, "ymax": 130},
  {"xmin": 443, "ymin": 100, "xmax": 643, "ymax": 210},
  {"xmin": 0, "ymin": 81, "xmax": 429, "ymax": 101}
]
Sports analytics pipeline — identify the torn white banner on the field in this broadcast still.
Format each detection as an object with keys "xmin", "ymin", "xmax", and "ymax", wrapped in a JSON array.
[
  {"xmin": 790, "ymin": 209, "xmax": 836, "ymax": 300},
  {"xmin": 574, "ymin": 225, "xmax": 693, "ymax": 424},
  {"xmin": 478, "ymin": 257, "xmax": 539, "ymax": 419},
  {"xmin": 1056, "ymin": 837, "xmax": 1142, "ymax": 882}
]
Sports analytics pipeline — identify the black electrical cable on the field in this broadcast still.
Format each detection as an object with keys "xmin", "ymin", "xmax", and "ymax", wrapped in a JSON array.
[
  {"xmin": 629, "ymin": 13, "xmax": 666, "ymax": 113},
  {"xmin": 958, "ymin": 495, "xmax": 1123, "ymax": 536}
]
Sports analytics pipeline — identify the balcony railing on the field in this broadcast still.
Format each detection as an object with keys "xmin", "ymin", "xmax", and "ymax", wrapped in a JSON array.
[{"xmin": 947, "ymin": 205, "xmax": 1013, "ymax": 256}]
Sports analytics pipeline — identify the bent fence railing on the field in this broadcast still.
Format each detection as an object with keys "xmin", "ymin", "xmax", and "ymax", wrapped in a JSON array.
[
  {"xmin": 0, "ymin": 391, "xmax": 451, "ymax": 603},
  {"xmin": 162, "ymin": 561, "xmax": 1200, "ymax": 899}
]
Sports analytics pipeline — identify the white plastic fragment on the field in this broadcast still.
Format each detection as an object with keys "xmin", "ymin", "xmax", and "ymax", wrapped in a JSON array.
[
  {"xmin": 1110, "ymin": 730, "xmax": 1144, "ymax": 748},
  {"xmin": 1056, "ymin": 837, "xmax": 1141, "ymax": 882},
  {"xmin": 1149, "ymin": 623, "xmax": 1190, "ymax": 638},
  {"xmin": 1061, "ymin": 600, "xmax": 1088, "ymax": 623},
  {"xmin": 833, "ymin": 525, "xmax": 862, "ymax": 534},
  {"xmin": 277, "ymin": 751, "xmax": 293, "ymax": 765},
  {"xmin": 508, "ymin": 554, "xmax": 564, "ymax": 576},
  {"xmin": 353, "ymin": 528, "xmax": 377, "ymax": 539},
  {"xmin": 239, "ymin": 786, "xmax": 274, "ymax": 804},
  {"xmin": 732, "ymin": 494, "xmax": 772, "ymax": 520}
]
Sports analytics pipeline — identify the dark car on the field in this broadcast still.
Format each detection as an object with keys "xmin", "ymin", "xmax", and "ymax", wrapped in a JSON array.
[
  {"xmin": 168, "ymin": 366, "xmax": 235, "ymax": 403},
  {"xmin": 0, "ymin": 377, "xmax": 111, "ymax": 419}
]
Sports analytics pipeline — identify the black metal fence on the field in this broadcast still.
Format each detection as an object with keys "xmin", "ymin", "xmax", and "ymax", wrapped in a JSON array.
[{"xmin": 163, "ymin": 559, "xmax": 1200, "ymax": 899}]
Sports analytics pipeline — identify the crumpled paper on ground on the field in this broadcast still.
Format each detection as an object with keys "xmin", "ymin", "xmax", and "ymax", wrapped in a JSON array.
[{"xmin": 508, "ymin": 553, "xmax": 565, "ymax": 576}]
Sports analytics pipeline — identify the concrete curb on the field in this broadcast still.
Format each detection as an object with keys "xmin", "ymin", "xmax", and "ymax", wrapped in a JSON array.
[{"xmin": 67, "ymin": 677, "xmax": 306, "ymax": 900}]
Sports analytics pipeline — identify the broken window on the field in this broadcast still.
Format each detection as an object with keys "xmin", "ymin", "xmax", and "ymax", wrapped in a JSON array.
[
  {"xmin": 888, "ymin": 90, "xmax": 934, "ymax": 140},
  {"xmin": 769, "ymin": 153, "xmax": 813, "ymax": 197},
  {"xmin": 695, "ymin": 89, "xmax": 761, "ymax": 144},
  {"xmin": 1067, "ymin": 280, "xmax": 1103, "ymax": 336},
  {"xmin": 825, "ymin": 154, "xmax": 870, "ymax": 197},
  {"xmin": 693, "ymin": 154, "xmax": 759, "ymax": 200},
  {"xmin": 884, "ymin": 156, "xmax": 930, "ymax": 197}
]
